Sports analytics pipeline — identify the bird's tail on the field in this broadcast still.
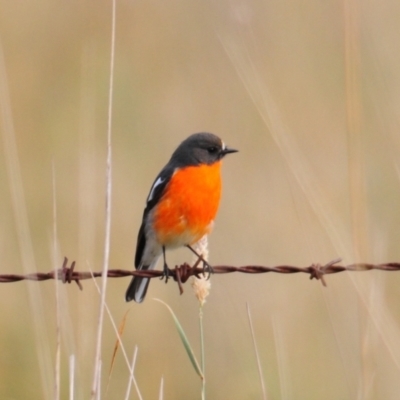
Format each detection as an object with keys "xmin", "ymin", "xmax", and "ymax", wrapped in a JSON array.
[{"xmin": 125, "ymin": 257, "xmax": 160, "ymax": 303}]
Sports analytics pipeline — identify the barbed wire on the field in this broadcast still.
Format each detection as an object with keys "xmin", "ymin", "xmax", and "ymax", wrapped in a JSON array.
[{"xmin": 1, "ymin": 257, "xmax": 399, "ymax": 295}]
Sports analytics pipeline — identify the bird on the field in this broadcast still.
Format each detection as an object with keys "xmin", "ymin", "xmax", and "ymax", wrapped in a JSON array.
[{"xmin": 125, "ymin": 132, "xmax": 237, "ymax": 302}]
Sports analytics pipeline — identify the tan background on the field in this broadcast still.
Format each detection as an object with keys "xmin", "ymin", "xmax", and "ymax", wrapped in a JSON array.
[{"xmin": 1, "ymin": 0, "xmax": 400, "ymax": 399}]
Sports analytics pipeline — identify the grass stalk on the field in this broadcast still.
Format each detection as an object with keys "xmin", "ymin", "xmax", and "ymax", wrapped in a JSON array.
[
  {"xmin": 246, "ymin": 303, "xmax": 267, "ymax": 400},
  {"xmin": 69, "ymin": 355, "xmax": 75, "ymax": 400},
  {"xmin": 91, "ymin": 0, "xmax": 116, "ymax": 398},
  {"xmin": 52, "ymin": 164, "xmax": 61, "ymax": 400},
  {"xmin": 199, "ymin": 305, "xmax": 205, "ymax": 400}
]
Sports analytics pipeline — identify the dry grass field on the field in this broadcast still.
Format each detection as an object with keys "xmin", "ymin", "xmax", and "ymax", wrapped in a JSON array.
[{"xmin": 1, "ymin": 1, "xmax": 400, "ymax": 399}]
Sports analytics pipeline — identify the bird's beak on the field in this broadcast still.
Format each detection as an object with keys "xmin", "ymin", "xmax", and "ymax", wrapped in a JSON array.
[{"xmin": 222, "ymin": 146, "xmax": 238, "ymax": 155}]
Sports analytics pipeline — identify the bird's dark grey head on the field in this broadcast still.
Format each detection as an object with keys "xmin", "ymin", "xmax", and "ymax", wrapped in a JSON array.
[{"xmin": 171, "ymin": 132, "xmax": 238, "ymax": 166}]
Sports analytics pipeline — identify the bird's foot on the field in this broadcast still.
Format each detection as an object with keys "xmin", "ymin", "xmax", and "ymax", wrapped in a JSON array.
[
  {"xmin": 201, "ymin": 260, "xmax": 214, "ymax": 279},
  {"xmin": 160, "ymin": 262, "xmax": 173, "ymax": 283}
]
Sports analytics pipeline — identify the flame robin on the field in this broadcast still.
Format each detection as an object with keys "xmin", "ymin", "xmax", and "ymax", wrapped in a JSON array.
[{"xmin": 125, "ymin": 132, "xmax": 237, "ymax": 302}]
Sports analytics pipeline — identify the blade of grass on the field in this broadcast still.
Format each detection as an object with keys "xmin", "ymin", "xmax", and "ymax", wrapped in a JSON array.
[
  {"xmin": 272, "ymin": 315, "xmax": 291, "ymax": 400},
  {"xmin": 199, "ymin": 305, "xmax": 205, "ymax": 400},
  {"xmin": 246, "ymin": 303, "xmax": 267, "ymax": 400},
  {"xmin": 69, "ymin": 355, "xmax": 75, "ymax": 400},
  {"xmin": 124, "ymin": 346, "xmax": 139, "ymax": 400},
  {"xmin": 154, "ymin": 298, "xmax": 204, "ymax": 379},
  {"xmin": 52, "ymin": 163, "xmax": 61, "ymax": 400},
  {"xmin": 158, "ymin": 375, "xmax": 164, "ymax": 400},
  {"xmin": 91, "ymin": 0, "xmax": 116, "ymax": 397},
  {"xmin": 109, "ymin": 309, "xmax": 131, "ymax": 378},
  {"xmin": 95, "ymin": 361, "xmax": 102, "ymax": 400}
]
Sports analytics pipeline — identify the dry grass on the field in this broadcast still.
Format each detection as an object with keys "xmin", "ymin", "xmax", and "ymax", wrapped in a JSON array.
[{"xmin": 1, "ymin": 0, "xmax": 400, "ymax": 399}]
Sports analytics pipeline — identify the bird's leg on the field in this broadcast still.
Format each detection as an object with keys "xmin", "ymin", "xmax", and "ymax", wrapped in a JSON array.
[
  {"xmin": 161, "ymin": 246, "xmax": 173, "ymax": 283},
  {"xmin": 186, "ymin": 245, "xmax": 214, "ymax": 278}
]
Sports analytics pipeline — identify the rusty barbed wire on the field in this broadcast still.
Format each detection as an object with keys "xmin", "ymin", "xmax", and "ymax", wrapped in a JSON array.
[{"xmin": 1, "ymin": 257, "xmax": 400, "ymax": 295}]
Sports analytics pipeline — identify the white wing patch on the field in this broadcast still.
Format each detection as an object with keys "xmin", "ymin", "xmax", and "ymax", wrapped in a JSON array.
[{"xmin": 147, "ymin": 176, "xmax": 165, "ymax": 202}]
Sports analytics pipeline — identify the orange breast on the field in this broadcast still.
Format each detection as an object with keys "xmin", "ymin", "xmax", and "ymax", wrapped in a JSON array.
[{"xmin": 152, "ymin": 162, "xmax": 222, "ymax": 247}]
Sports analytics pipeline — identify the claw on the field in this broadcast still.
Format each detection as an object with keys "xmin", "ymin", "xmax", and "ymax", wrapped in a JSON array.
[
  {"xmin": 161, "ymin": 262, "xmax": 173, "ymax": 283},
  {"xmin": 202, "ymin": 261, "xmax": 214, "ymax": 279}
]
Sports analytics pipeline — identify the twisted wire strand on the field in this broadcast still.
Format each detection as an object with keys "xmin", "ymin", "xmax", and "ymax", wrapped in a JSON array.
[{"xmin": 1, "ymin": 257, "xmax": 398, "ymax": 294}]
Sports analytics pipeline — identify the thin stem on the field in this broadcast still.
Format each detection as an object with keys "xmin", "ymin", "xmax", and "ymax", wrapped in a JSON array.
[
  {"xmin": 200, "ymin": 305, "xmax": 206, "ymax": 400},
  {"xmin": 91, "ymin": 0, "xmax": 116, "ymax": 397},
  {"xmin": 247, "ymin": 303, "xmax": 267, "ymax": 400}
]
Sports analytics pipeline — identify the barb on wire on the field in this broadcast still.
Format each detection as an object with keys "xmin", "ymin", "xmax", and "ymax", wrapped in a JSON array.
[{"xmin": 1, "ymin": 257, "xmax": 399, "ymax": 295}]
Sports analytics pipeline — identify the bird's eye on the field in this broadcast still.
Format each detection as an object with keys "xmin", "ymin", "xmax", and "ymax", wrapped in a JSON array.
[{"xmin": 207, "ymin": 146, "xmax": 218, "ymax": 154}]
